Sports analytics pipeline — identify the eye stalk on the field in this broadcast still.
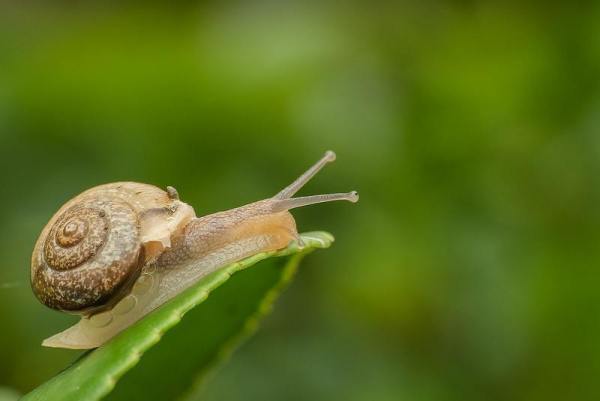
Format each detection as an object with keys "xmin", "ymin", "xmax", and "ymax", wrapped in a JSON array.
[{"xmin": 270, "ymin": 150, "xmax": 359, "ymax": 213}]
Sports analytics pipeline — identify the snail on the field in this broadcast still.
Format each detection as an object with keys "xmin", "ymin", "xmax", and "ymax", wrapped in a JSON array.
[{"xmin": 31, "ymin": 151, "xmax": 358, "ymax": 349}]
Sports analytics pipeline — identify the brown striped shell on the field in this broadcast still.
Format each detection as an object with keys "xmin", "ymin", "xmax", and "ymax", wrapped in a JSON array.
[{"xmin": 31, "ymin": 182, "xmax": 196, "ymax": 315}]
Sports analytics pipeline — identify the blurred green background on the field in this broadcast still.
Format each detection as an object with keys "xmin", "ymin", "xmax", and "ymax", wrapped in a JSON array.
[{"xmin": 1, "ymin": 1, "xmax": 600, "ymax": 400}]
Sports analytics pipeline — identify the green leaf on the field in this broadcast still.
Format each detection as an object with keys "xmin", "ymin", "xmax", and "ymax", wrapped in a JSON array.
[{"xmin": 22, "ymin": 232, "xmax": 334, "ymax": 401}]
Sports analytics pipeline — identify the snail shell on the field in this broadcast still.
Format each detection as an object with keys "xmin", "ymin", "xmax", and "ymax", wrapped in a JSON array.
[{"xmin": 31, "ymin": 182, "xmax": 195, "ymax": 315}]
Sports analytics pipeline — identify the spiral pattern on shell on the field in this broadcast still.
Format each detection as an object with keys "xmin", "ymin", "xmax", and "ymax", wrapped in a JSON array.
[{"xmin": 32, "ymin": 197, "xmax": 142, "ymax": 313}]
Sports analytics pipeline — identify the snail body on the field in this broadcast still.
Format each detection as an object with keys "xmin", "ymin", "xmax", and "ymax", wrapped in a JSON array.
[{"xmin": 32, "ymin": 152, "xmax": 358, "ymax": 349}]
